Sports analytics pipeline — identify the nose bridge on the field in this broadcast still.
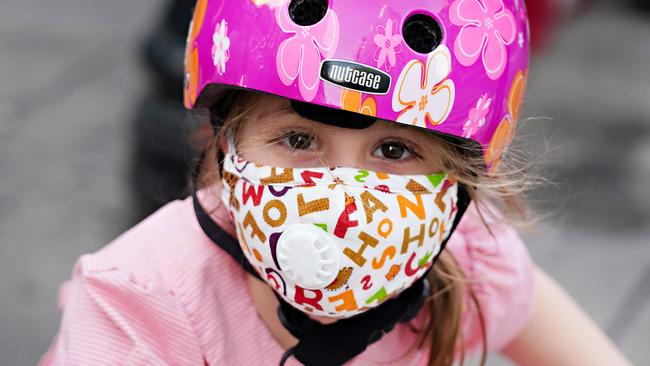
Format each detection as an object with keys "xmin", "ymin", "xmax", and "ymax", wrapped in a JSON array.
[{"xmin": 320, "ymin": 129, "xmax": 366, "ymax": 168}]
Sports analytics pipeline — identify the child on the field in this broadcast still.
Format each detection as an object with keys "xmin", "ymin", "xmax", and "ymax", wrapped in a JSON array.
[{"xmin": 41, "ymin": 0, "xmax": 632, "ymax": 365}]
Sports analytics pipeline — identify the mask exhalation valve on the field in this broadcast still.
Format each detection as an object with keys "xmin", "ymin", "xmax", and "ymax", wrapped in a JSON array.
[{"xmin": 277, "ymin": 223, "xmax": 341, "ymax": 289}]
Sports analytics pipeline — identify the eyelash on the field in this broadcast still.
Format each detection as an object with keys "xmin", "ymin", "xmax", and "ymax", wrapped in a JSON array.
[
  {"xmin": 373, "ymin": 140, "xmax": 421, "ymax": 161},
  {"xmin": 269, "ymin": 130, "xmax": 422, "ymax": 160},
  {"xmin": 270, "ymin": 129, "xmax": 317, "ymax": 152}
]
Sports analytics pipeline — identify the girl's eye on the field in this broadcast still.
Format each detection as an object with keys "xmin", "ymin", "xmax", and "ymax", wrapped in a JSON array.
[
  {"xmin": 374, "ymin": 142, "xmax": 413, "ymax": 160},
  {"xmin": 284, "ymin": 132, "xmax": 314, "ymax": 150}
]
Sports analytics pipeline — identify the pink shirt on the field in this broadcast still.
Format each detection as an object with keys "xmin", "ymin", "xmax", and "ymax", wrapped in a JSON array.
[{"xmin": 40, "ymin": 191, "xmax": 535, "ymax": 365}]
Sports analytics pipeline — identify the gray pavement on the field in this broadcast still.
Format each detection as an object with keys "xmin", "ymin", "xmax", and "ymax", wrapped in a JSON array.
[{"xmin": 1, "ymin": 1, "xmax": 649, "ymax": 365}]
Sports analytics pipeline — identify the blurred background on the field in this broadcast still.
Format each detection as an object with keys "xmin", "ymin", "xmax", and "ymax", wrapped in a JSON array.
[{"xmin": 1, "ymin": 0, "xmax": 649, "ymax": 364}]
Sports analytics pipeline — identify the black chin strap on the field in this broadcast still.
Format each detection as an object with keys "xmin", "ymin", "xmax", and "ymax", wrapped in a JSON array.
[
  {"xmin": 192, "ymin": 186, "xmax": 471, "ymax": 366},
  {"xmin": 276, "ymin": 273, "xmax": 430, "ymax": 366},
  {"xmin": 192, "ymin": 192, "xmax": 262, "ymax": 281}
]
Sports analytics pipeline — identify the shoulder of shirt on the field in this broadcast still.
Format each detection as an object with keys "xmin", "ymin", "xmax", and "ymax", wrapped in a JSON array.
[
  {"xmin": 445, "ymin": 202, "xmax": 536, "ymax": 352},
  {"xmin": 446, "ymin": 202, "xmax": 529, "ymax": 264},
  {"xmin": 73, "ymin": 196, "xmax": 229, "ymax": 292}
]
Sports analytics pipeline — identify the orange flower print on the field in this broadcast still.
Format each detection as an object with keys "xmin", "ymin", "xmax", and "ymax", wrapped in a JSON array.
[
  {"xmin": 340, "ymin": 89, "xmax": 377, "ymax": 117},
  {"xmin": 183, "ymin": 0, "xmax": 208, "ymax": 108},
  {"xmin": 189, "ymin": 0, "xmax": 207, "ymax": 43},
  {"xmin": 485, "ymin": 70, "xmax": 527, "ymax": 170},
  {"xmin": 184, "ymin": 47, "xmax": 200, "ymax": 109}
]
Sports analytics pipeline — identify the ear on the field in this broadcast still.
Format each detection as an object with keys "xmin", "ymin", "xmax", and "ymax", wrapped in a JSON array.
[{"xmin": 219, "ymin": 133, "xmax": 229, "ymax": 153}]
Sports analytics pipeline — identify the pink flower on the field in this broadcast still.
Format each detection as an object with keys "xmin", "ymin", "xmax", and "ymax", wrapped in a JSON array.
[
  {"xmin": 373, "ymin": 19, "xmax": 402, "ymax": 71},
  {"xmin": 275, "ymin": 5, "xmax": 339, "ymax": 101},
  {"xmin": 463, "ymin": 94, "xmax": 491, "ymax": 138},
  {"xmin": 450, "ymin": 0, "xmax": 516, "ymax": 80}
]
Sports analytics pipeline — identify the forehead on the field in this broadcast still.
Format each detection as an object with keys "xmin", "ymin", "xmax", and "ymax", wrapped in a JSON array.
[{"xmin": 248, "ymin": 94, "xmax": 427, "ymax": 137}]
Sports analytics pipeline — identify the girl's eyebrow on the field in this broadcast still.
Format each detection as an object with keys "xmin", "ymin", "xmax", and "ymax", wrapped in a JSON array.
[{"xmin": 257, "ymin": 110, "xmax": 321, "ymax": 135}]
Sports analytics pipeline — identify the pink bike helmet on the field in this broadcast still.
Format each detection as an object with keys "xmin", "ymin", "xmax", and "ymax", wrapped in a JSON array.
[{"xmin": 184, "ymin": 0, "xmax": 529, "ymax": 170}]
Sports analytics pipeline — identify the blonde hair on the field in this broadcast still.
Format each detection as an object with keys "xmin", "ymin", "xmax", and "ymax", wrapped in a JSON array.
[{"xmin": 193, "ymin": 91, "xmax": 535, "ymax": 366}]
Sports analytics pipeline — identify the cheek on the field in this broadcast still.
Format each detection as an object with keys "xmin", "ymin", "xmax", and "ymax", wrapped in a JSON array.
[
  {"xmin": 236, "ymin": 123, "xmax": 282, "ymax": 164},
  {"xmin": 368, "ymin": 149, "xmax": 444, "ymax": 174},
  {"xmin": 411, "ymin": 155, "xmax": 445, "ymax": 174},
  {"xmin": 237, "ymin": 142, "xmax": 272, "ymax": 163},
  {"xmin": 404, "ymin": 145, "xmax": 446, "ymax": 174}
]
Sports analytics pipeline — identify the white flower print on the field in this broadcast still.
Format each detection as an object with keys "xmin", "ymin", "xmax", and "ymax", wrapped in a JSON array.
[
  {"xmin": 392, "ymin": 45, "xmax": 455, "ymax": 128},
  {"xmin": 251, "ymin": 0, "xmax": 285, "ymax": 8},
  {"xmin": 212, "ymin": 19, "xmax": 231, "ymax": 75}
]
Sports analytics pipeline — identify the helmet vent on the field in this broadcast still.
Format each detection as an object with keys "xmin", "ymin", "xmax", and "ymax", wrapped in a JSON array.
[
  {"xmin": 403, "ymin": 14, "xmax": 443, "ymax": 54},
  {"xmin": 288, "ymin": 0, "xmax": 328, "ymax": 26}
]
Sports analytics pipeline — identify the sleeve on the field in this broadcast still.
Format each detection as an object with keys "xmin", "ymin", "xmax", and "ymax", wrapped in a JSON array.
[
  {"xmin": 39, "ymin": 254, "xmax": 205, "ymax": 366},
  {"xmin": 446, "ymin": 205, "xmax": 536, "ymax": 355}
]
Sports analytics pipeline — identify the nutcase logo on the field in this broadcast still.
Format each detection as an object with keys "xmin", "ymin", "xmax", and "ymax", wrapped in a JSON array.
[{"xmin": 319, "ymin": 60, "xmax": 391, "ymax": 95}]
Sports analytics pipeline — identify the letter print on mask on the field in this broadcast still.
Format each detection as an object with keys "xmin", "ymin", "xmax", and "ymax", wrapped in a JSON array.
[{"xmin": 221, "ymin": 151, "xmax": 460, "ymax": 319}]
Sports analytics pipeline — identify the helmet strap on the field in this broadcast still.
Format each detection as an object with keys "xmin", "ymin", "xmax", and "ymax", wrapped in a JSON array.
[{"xmin": 276, "ymin": 274, "xmax": 430, "ymax": 366}]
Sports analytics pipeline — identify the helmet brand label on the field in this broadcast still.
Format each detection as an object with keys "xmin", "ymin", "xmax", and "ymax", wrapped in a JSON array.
[{"xmin": 319, "ymin": 60, "xmax": 391, "ymax": 95}]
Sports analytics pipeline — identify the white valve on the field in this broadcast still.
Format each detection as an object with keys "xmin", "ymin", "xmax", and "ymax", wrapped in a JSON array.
[{"xmin": 276, "ymin": 223, "xmax": 340, "ymax": 289}]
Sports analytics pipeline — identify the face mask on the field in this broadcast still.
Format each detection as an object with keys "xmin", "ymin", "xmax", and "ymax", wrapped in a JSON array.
[{"xmin": 221, "ymin": 150, "xmax": 461, "ymax": 319}]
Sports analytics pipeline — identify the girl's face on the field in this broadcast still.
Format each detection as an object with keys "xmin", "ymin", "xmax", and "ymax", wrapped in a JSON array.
[
  {"xmin": 230, "ymin": 94, "xmax": 451, "ymax": 325},
  {"xmin": 234, "ymin": 95, "xmax": 445, "ymax": 175}
]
